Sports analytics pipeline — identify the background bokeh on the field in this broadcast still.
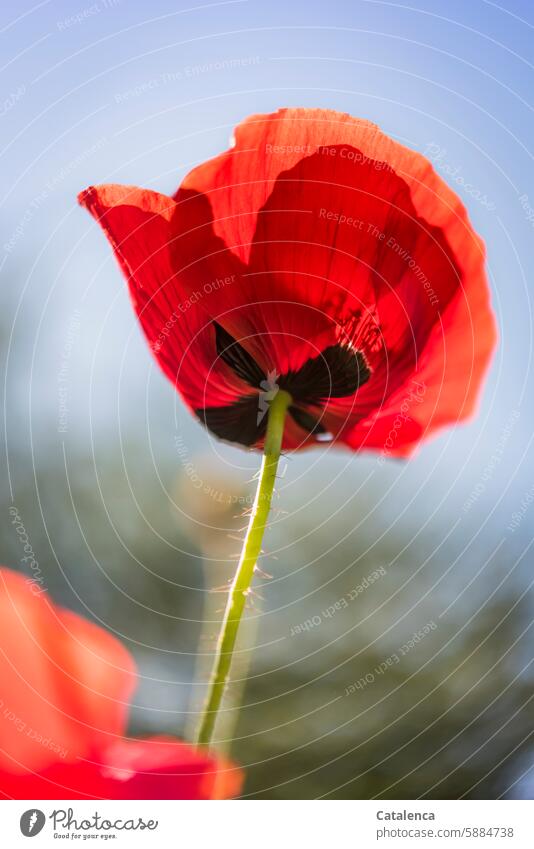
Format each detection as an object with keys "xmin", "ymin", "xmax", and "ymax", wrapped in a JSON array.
[{"xmin": 1, "ymin": 0, "xmax": 534, "ymax": 799}]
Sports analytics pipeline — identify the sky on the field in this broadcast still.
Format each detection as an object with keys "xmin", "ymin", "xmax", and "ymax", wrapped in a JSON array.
[{"xmin": 2, "ymin": 0, "xmax": 534, "ymax": 613}]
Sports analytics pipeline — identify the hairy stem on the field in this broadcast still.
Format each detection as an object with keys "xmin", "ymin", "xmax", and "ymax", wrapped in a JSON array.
[{"xmin": 195, "ymin": 389, "xmax": 291, "ymax": 748}]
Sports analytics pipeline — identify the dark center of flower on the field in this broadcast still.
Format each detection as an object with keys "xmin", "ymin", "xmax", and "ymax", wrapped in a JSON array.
[{"xmin": 195, "ymin": 323, "xmax": 371, "ymax": 446}]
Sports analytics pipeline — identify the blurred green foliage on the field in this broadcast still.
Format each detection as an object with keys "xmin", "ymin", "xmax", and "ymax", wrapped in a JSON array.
[{"xmin": 1, "ymin": 312, "xmax": 532, "ymax": 799}]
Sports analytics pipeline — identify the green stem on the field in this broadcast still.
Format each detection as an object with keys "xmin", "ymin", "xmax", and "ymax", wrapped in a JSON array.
[{"xmin": 195, "ymin": 389, "xmax": 292, "ymax": 748}]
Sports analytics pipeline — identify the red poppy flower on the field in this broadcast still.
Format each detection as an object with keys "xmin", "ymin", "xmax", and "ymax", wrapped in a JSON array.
[
  {"xmin": 0, "ymin": 569, "xmax": 241, "ymax": 799},
  {"xmin": 79, "ymin": 108, "xmax": 496, "ymax": 455}
]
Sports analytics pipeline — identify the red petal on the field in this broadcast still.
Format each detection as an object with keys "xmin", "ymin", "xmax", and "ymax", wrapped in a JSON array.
[
  {"xmin": 344, "ymin": 275, "xmax": 497, "ymax": 456},
  {"xmin": 0, "ymin": 738, "xmax": 241, "ymax": 800},
  {"xmin": 80, "ymin": 110, "xmax": 496, "ymax": 452},
  {"xmin": 179, "ymin": 108, "xmax": 495, "ymax": 448},
  {"xmin": 179, "ymin": 108, "xmax": 479, "ymax": 280},
  {"xmin": 79, "ymin": 185, "xmax": 251, "ymax": 409},
  {"xmin": 0, "ymin": 568, "xmax": 136, "ymax": 774}
]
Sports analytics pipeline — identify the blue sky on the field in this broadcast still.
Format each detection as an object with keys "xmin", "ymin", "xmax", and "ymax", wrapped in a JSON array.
[{"xmin": 2, "ymin": 0, "xmax": 534, "ymax": 565}]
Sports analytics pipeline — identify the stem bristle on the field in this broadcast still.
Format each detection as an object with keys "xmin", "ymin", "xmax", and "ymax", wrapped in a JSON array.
[{"xmin": 194, "ymin": 390, "xmax": 291, "ymax": 748}]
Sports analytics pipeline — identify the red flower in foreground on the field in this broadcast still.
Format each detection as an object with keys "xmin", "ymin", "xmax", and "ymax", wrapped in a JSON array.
[
  {"xmin": 79, "ymin": 108, "xmax": 496, "ymax": 454},
  {"xmin": 0, "ymin": 570, "xmax": 241, "ymax": 799}
]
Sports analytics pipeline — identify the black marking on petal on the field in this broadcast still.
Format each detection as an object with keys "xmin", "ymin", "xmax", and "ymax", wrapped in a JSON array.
[
  {"xmin": 289, "ymin": 405, "xmax": 327, "ymax": 435},
  {"xmin": 195, "ymin": 396, "xmax": 266, "ymax": 446},
  {"xmin": 199, "ymin": 330, "xmax": 372, "ymax": 447},
  {"xmin": 280, "ymin": 344, "xmax": 370, "ymax": 404},
  {"xmin": 215, "ymin": 323, "xmax": 265, "ymax": 388}
]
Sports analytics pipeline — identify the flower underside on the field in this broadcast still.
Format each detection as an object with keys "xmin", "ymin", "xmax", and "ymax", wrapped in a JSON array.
[
  {"xmin": 195, "ymin": 323, "xmax": 371, "ymax": 445},
  {"xmin": 78, "ymin": 107, "xmax": 497, "ymax": 457}
]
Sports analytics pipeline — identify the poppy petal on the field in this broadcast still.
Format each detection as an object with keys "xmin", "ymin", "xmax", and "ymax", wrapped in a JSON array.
[
  {"xmin": 0, "ymin": 569, "xmax": 243, "ymax": 799},
  {"xmin": 0, "ymin": 568, "xmax": 136, "ymax": 774},
  {"xmin": 344, "ymin": 275, "xmax": 496, "ymax": 456},
  {"xmin": 0, "ymin": 737, "xmax": 240, "ymax": 800},
  {"xmin": 80, "ymin": 109, "xmax": 496, "ymax": 452},
  {"xmin": 176, "ymin": 108, "xmax": 495, "ymax": 450},
  {"xmin": 78, "ymin": 185, "xmax": 250, "ymax": 410}
]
